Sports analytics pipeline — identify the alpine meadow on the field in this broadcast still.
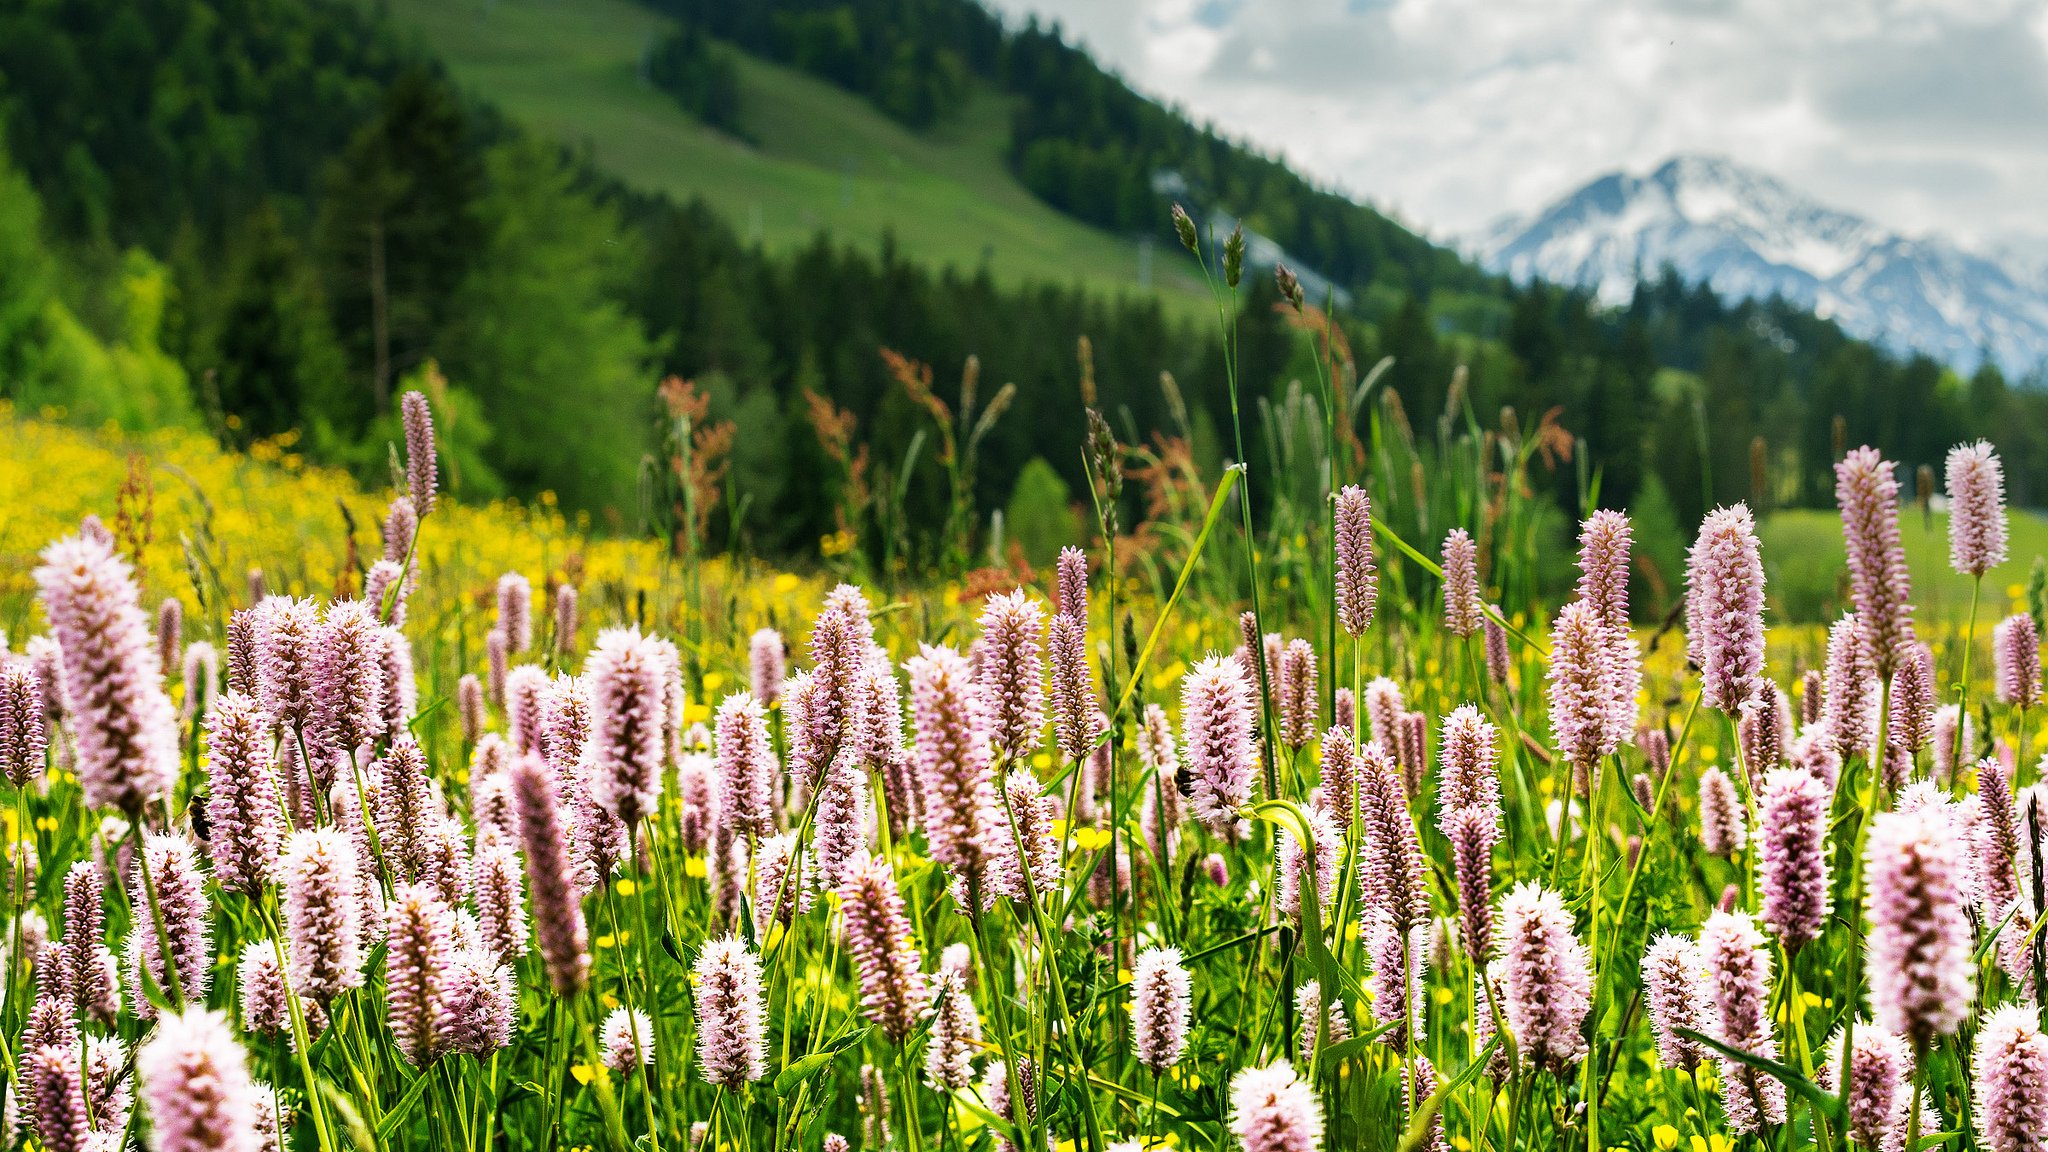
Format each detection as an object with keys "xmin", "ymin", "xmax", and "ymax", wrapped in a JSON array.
[{"xmin": 4, "ymin": 1, "xmax": 2048, "ymax": 1152}]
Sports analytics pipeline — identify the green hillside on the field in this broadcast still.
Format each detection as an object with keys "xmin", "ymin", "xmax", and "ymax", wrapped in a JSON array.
[{"xmin": 378, "ymin": 0, "xmax": 1210, "ymax": 317}]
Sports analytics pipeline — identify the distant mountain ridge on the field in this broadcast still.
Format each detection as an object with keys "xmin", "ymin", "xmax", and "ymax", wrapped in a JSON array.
[{"xmin": 1475, "ymin": 155, "xmax": 2048, "ymax": 377}]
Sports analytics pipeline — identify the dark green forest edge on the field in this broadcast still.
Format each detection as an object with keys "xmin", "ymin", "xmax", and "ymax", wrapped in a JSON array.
[{"xmin": 2, "ymin": 0, "xmax": 2042, "ymax": 581}]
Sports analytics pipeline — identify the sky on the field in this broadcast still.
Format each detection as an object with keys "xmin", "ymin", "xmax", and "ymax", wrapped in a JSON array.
[{"xmin": 980, "ymin": 0, "xmax": 2048, "ymax": 250}]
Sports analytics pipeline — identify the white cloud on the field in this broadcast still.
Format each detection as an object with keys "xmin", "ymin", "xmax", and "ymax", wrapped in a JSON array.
[{"xmin": 982, "ymin": 0, "xmax": 2048, "ymax": 246}]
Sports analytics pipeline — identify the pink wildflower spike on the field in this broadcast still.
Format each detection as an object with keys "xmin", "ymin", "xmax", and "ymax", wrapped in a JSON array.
[
  {"xmin": 553, "ymin": 584, "xmax": 578, "ymax": 658},
  {"xmin": 838, "ymin": 854, "xmax": 928, "ymax": 1045},
  {"xmin": 811, "ymin": 748, "xmax": 873, "ymax": 892},
  {"xmin": 374, "ymin": 734, "xmax": 438, "ymax": 883},
  {"xmin": 180, "ymin": 640, "xmax": 218, "ymax": 724},
  {"xmin": 400, "ymin": 390, "xmax": 438, "ymax": 515},
  {"xmin": 753, "ymin": 833, "xmax": 812, "ymax": 926},
  {"xmin": 384, "ymin": 883, "xmax": 456, "ymax": 1065},
  {"xmin": 1277, "ymin": 639, "xmax": 1318, "ymax": 751},
  {"xmin": 1445, "ymin": 807, "xmax": 1498, "ymax": 966},
  {"xmin": 861, "ymin": 647, "xmax": 917, "ymax": 835},
  {"xmin": 510, "ymin": 752, "xmax": 588, "ymax": 998},
  {"xmin": 1335, "ymin": 485, "xmax": 1377, "ymax": 637},
  {"xmin": 1293, "ymin": 981, "xmax": 1351, "ymax": 1068},
  {"xmin": 313, "ymin": 599, "xmax": 385, "ymax": 760},
  {"xmin": 1497, "ymin": 881, "xmax": 1591, "ymax": 1074},
  {"xmin": 1947, "ymin": 440, "xmax": 2008, "ymax": 577},
  {"xmin": 1228, "ymin": 1060, "xmax": 1323, "ymax": 1152},
  {"xmin": 1006, "ymin": 770, "xmax": 1061, "ymax": 898},
  {"xmin": 1576, "ymin": 510, "xmax": 1632, "ymax": 631},
  {"xmin": 1889, "ymin": 643, "xmax": 1937, "ymax": 758},
  {"xmin": 226, "ymin": 608, "xmax": 259, "ymax": 694},
  {"xmin": 788, "ymin": 585, "xmax": 876, "ymax": 789},
  {"xmin": 1865, "ymin": 807, "xmax": 1976, "ymax": 1045},
  {"xmin": 1048, "ymin": 611, "xmax": 1094, "ymax": 764},
  {"xmin": 1701, "ymin": 910, "xmax": 1788, "ymax": 1133},
  {"xmin": 504, "ymin": 665, "xmax": 550, "ymax": 756},
  {"xmin": 1979, "ymin": 755, "xmax": 2024, "ymax": 917},
  {"xmin": 157, "ymin": 597, "xmax": 183, "ymax": 677},
  {"xmin": 363, "ymin": 561, "xmax": 408, "ymax": 628},
  {"xmin": 905, "ymin": 645, "xmax": 1012, "ymax": 906},
  {"xmin": 1181, "ymin": 655, "xmax": 1258, "ymax": 836},
  {"xmin": 1442, "ymin": 528, "xmax": 1483, "ymax": 638},
  {"xmin": 1437, "ymin": 706, "xmax": 1501, "ymax": 824},
  {"xmin": 587, "ymin": 627, "xmax": 668, "ymax": 827},
  {"xmin": 139, "ymin": 1007, "xmax": 263, "ymax": 1152},
  {"xmin": 748, "ymin": 629, "xmax": 785, "ymax": 707},
  {"xmin": 238, "ymin": 938, "xmax": 326, "ymax": 1043},
  {"xmin": 458, "ymin": 674, "xmax": 486, "ymax": 745},
  {"xmin": 495, "ymin": 573, "xmax": 532, "ymax": 655},
  {"xmin": 603, "ymin": 1007, "xmax": 655, "ymax": 1073},
  {"xmin": 1642, "ymin": 933, "xmax": 1710, "ymax": 1072},
  {"xmin": 976, "ymin": 591, "xmax": 1048, "ymax": 759},
  {"xmin": 1364, "ymin": 676, "xmax": 1404, "ymax": 750},
  {"xmin": 1315, "ymin": 727, "xmax": 1360, "ymax": 829},
  {"xmin": 125, "ymin": 833, "xmax": 212, "ymax": 1012},
  {"xmin": 376, "ymin": 627, "xmax": 415, "ymax": 740},
  {"xmin": 486, "ymin": 630, "xmax": 508, "ymax": 707},
  {"xmin": 1483, "ymin": 620, "xmax": 1512, "ymax": 687},
  {"xmin": 1686, "ymin": 504, "xmax": 1767, "ymax": 711},
  {"xmin": 204, "ymin": 692, "xmax": 285, "ymax": 897},
  {"xmin": 1822, "ymin": 612, "xmax": 1879, "ymax": 766},
  {"xmin": 1933, "ymin": 705, "xmax": 1974, "ymax": 784},
  {"xmin": 677, "ymin": 750, "xmax": 718, "ymax": 854},
  {"xmin": 473, "ymin": 842, "xmax": 528, "ymax": 960},
  {"xmin": 1737, "ymin": 679, "xmax": 1791, "ymax": 774},
  {"xmin": 1997, "ymin": 614, "xmax": 2042, "ymax": 710},
  {"xmin": 280, "ymin": 828, "xmax": 365, "ymax": 1005},
  {"xmin": 438, "ymin": 946, "xmax": 516, "ymax": 1059},
  {"xmin": 1823, "ymin": 1023, "xmax": 1908, "ymax": 1149},
  {"xmin": 1640, "ymin": 725, "xmax": 1671, "ymax": 778},
  {"xmin": 859, "ymin": 1065, "xmax": 894, "ymax": 1151},
  {"xmin": 715, "ymin": 693, "xmax": 777, "ymax": 837},
  {"xmin": 1274, "ymin": 808, "xmax": 1340, "ymax": 920},
  {"xmin": 1548, "ymin": 600, "xmax": 1624, "ymax": 772},
  {"xmin": 1332, "ymin": 687, "xmax": 1356, "ymax": 736},
  {"xmin": 1698, "ymin": 766, "xmax": 1746, "ymax": 857},
  {"xmin": 1, "ymin": 662, "xmax": 49, "ymax": 788},
  {"xmin": 34, "ymin": 532, "xmax": 180, "ymax": 812},
  {"xmin": 1975, "ymin": 1002, "xmax": 2048, "ymax": 1152},
  {"xmin": 923, "ymin": 969, "xmax": 982, "ymax": 1091},
  {"xmin": 381, "ymin": 495, "xmax": 417, "ymax": 566},
  {"xmin": 27, "ymin": 1043, "xmax": 90, "ymax": 1152},
  {"xmin": 1404, "ymin": 1054, "xmax": 1449, "ymax": 1152},
  {"xmin": 1837, "ymin": 447, "xmax": 1917, "ymax": 674},
  {"xmin": 1757, "ymin": 768, "xmax": 1832, "ymax": 951},
  {"xmin": 1131, "ymin": 946, "xmax": 1191, "ymax": 1074},
  {"xmin": 1357, "ymin": 741, "xmax": 1430, "ymax": 934}
]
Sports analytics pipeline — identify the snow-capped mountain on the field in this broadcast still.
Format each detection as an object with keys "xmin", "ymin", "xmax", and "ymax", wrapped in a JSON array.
[{"xmin": 1474, "ymin": 154, "xmax": 2048, "ymax": 377}]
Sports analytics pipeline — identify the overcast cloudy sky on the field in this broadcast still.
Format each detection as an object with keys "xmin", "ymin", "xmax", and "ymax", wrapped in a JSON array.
[{"xmin": 981, "ymin": 0, "xmax": 2048, "ymax": 249}]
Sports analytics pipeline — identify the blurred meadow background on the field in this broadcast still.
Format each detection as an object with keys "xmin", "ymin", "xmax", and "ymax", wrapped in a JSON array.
[{"xmin": 7, "ymin": 2, "xmax": 2048, "ymax": 1152}]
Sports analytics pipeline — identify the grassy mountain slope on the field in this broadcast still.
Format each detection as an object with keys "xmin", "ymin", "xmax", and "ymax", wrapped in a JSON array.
[{"xmin": 379, "ymin": 0, "xmax": 1210, "ymax": 317}]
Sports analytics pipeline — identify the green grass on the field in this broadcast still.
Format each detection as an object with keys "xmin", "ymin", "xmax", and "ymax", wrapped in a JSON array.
[
  {"xmin": 378, "ymin": 0, "xmax": 1212, "ymax": 320},
  {"xmin": 1760, "ymin": 506, "xmax": 2048, "ymax": 625}
]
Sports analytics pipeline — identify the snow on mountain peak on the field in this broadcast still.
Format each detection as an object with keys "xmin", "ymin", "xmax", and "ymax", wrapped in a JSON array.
[{"xmin": 1475, "ymin": 155, "xmax": 2048, "ymax": 376}]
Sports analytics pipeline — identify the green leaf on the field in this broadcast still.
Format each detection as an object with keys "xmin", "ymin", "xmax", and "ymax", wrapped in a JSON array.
[
  {"xmin": 771, "ymin": 1027, "xmax": 870, "ymax": 1097},
  {"xmin": 319, "ymin": 1079, "xmax": 375, "ymax": 1151},
  {"xmin": 1676, "ymin": 1028, "xmax": 1846, "ymax": 1124},
  {"xmin": 1320, "ymin": 1020, "xmax": 1402, "ymax": 1065},
  {"xmin": 135, "ymin": 957, "xmax": 175, "ymax": 1014},
  {"xmin": 956, "ymin": 1094, "xmax": 1027, "ymax": 1151},
  {"xmin": 376, "ymin": 1070, "xmax": 435, "ymax": 1142}
]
